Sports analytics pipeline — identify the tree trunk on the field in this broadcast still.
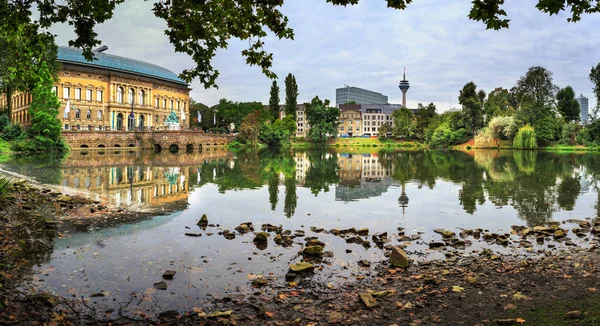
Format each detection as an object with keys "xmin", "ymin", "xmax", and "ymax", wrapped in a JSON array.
[{"xmin": 5, "ymin": 85, "xmax": 13, "ymax": 119}]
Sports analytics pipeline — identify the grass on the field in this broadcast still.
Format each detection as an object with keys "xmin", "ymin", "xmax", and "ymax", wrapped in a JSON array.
[
  {"xmin": 542, "ymin": 144, "xmax": 600, "ymax": 152},
  {"xmin": 0, "ymin": 139, "xmax": 12, "ymax": 153},
  {"xmin": 505, "ymin": 294, "xmax": 600, "ymax": 325},
  {"xmin": 292, "ymin": 137, "xmax": 425, "ymax": 149}
]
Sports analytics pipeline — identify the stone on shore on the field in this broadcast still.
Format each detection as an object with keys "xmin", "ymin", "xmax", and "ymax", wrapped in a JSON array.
[
  {"xmin": 154, "ymin": 281, "xmax": 168, "ymax": 290},
  {"xmin": 289, "ymin": 262, "xmax": 314, "ymax": 273},
  {"xmin": 26, "ymin": 293, "xmax": 58, "ymax": 307},
  {"xmin": 565, "ymin": 310, "xmax": 582, "ymax": 319},
  {"xmin": 197, "ymin": 214, "xmax": 208, "ymax": 227},
  {"xmin": 302, "ymin": 245, "xmax": 323, "ymax": 257},
  {"xmin": 253, "ymin": 232, "xmax": 269, "ymax": 243},
  {"xmin": 390, "ymin": 246, "xmax": 410, "ymax": 268},
  {"xmin": 162, "ymin": 270, "xmax": 176, "ymax": 280}
]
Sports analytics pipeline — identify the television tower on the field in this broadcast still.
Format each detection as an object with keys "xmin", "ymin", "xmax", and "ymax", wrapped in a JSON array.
[{"xmin": 398, "ymin": 67, "xmax": 410, "ymax": 108}]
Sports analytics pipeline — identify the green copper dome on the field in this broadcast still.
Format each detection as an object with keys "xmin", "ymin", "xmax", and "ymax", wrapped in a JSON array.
[{"xmin": 57, "ymin": 46, "xmax": 187, "ymax": 85}]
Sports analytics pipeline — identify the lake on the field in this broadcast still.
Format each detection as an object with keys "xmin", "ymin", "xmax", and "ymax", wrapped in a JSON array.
[{"xmin": 3, "ymin": 148, "xmax": 599, "ymax": 318}]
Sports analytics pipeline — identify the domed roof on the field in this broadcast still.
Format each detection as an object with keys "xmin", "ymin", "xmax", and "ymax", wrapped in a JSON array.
[{"xmin": 57, "ymin": 46, "xmax": 187, "ymax": 85}]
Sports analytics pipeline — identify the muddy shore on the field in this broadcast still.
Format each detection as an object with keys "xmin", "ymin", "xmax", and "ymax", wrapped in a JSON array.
[{"xmin": 1, "ymin": 178, "xmax": 600, "ymax": 325}]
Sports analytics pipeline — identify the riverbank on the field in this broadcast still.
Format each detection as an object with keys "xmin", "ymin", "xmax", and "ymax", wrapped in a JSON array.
[{"xmin": 292, "ymin": 137, "xmax": 425, "ymax": 149}]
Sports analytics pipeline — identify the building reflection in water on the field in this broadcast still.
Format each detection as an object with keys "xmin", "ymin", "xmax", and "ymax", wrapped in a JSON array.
[{"xmin": 335, "ymin": 153, "xmax": 395, "ymax": 203}]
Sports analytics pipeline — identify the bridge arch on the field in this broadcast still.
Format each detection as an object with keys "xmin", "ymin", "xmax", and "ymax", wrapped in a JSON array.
[
  {"xmin": 113, "ymin": 144, "xmax": 121, "ymax": 148},
  {"xmin": 98, "ymin": 144, "xmax": 106, "ymax": 148},
  {"xmin": 153, "ymin": 144, "xmax": 162, "ymax": 151},
  {"xmin": 169, "ymin": 144, "xmax": 179, "ymax": 152},
  {"xmin": 80, "ymin": 144, "xmax": 89, "ymax": 148}
]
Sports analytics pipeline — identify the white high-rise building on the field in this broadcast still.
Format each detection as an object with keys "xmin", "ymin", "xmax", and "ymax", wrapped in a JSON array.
[{"xmin": 577, "ymin": 94, "xmax": 589, "ymax": 124}]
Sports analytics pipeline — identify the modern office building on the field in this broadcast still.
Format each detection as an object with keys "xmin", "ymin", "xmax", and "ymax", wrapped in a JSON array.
[
  {"xmin": 577, "ymin": 94, "xmax": 589, "ymax": 124},
  {"xmin": 336, "ymin": 86, "xmax": 388, "ymax": 106}
]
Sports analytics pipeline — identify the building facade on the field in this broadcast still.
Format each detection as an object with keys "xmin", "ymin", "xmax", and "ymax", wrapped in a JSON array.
[
  {"xmin": 4, "ymin": 46, "xmax": 190, "ymax": 131},
  {"xmin": 335, "ymin": 86, "xmax": 388, "ymax": 106},
  {"xmin": 577, "ymin": 94, "xmax": 589, "ymax": 124},
  {"xmin": 279, "ymin": 104, "xmax": 309, "ymax": 138},
  {"xmin": 338, "ymin": 104, "xmax": 362, "ymax": 137}
]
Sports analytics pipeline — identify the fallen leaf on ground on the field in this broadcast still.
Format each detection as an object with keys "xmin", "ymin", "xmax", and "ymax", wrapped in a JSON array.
[{"xmin": 452, "ymin": 285, "xmax": 464, "ymax": 293}]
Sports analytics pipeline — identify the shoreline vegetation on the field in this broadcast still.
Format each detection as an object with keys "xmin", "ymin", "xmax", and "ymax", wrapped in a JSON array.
[{"xmin": 2, "ymin": 170, "xmax": 600, "ymax": 324}]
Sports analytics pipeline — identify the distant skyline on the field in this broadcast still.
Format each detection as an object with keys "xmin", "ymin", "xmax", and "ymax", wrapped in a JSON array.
[{"xmin": 50, "ymin": 0, "xmax": 599, "ymax": 112}]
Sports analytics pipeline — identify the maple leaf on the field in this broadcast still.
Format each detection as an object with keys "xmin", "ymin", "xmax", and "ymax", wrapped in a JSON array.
[{"xmin": 452, "ymin": 285, "xmax": 464, "ymax": 293}]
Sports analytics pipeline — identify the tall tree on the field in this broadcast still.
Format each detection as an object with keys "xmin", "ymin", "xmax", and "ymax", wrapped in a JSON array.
[
  {"xmin": 484, "ymin": 87, "xmax": 513, "ymax": 123},
  {"xmin": 556, "ymin": 86, "xmax": 580, "ymax": 122},
  {"xmin": 590, "ymin": 63, "xmax": 600, "ymax": 121},
  {"xmin": 28, "ymin": 61, "xmax": 63, "ymax": 147},
  {"xmin": 514, "ymin": 66, "xmax": 558, "ymax": 108},
  {"xmin": 284, "ymin": 74, "xmax": 298, "ymax": 118},
  {"xmin": 414, "ymin": 103, "xmax": 437, "ymax": 140},
  {"xmin": 305, "ymin": 96, "xmax": 339, "ymax": 143},
  {"xmin": 459, "ymin": 82, "xmax": 483, "ymax": 136},
  {"xmin": 392, "ymin": 108, "xmax": 416, "ymax": 139},
  {"xmin": 269, "ymin": 80, "xmax": 280, "ymax": 121}
]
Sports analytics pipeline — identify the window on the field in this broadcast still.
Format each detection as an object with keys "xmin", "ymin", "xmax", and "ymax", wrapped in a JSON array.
[
  {"xmin": 63, "ymin": 87, "xmax": 70, "ymax": 99},
  {"xmin": 75, "ymin": 109, "xmax": 81, "ymax": 119},
  {"xmin": 163, "ymin": 99, "xmax": 167, "ymax": 108},
  {"xmin": 86, "ymin": 110, "xmax": 91, "ymax": 119},
  {"xmin": 97, "ymin": 90, "xmax": 103, "ymax": 102},
  {"xmin": 128, "ymin": 88, "xmax": 134, "ymax": 104},
  {"xmin": 64, "ymin": 108, "xmax": 69, "ymax": 119},
  {"xmin": 52, "ymin": 86, "xmax": 58, "ymax": 94},
  {"xmin": 97, "ymin": 110, "xmax": 102, "ymax": 120},
  {"xmin": 155, "ymin": 98, "xmax": 159, "ymax": 108},
  {"xmin": 340, "ymin": 126, "xmax": 344, "ymax": 130},
  {"xmin": 183, "ymin": 102, "xmax": 186, "ymax": 111},
  {"xmin": 75, "ymin": 88, "xmax": 81, "ymax": 100},
  {"xmin": 86, "ymin": 89, "xmax": 93, "ymax": 100},
  {"xmin": 170, "ymin": 100, "xmax": 174, "ymax": 109},
  {"xmin": 117, "ymin": 87, "xmax": 123, "ymax": 103},
  {"xmin": 155, "ymin": 115, "xmax": 158, "ymax": 123},
  {"xmin": 139, "ymin": 90, "xmax": 145, "ymax": 105}
]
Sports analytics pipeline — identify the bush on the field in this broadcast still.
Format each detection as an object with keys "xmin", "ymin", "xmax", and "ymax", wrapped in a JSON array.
[
  {"xmin": 1, "ymin": 123, "xmax": 25, "ymax": 141},
  {"xmin": 488, "ymin": 116, "xmax": 517, "ymax": 139},
  {"xmin": 560, "ymin": 123, "xmax": 579, "ymax": 145},
  {"xmin": 474, "ymin": 127, "xmax": 496, "ymax": 147},
  {"xmin": 11, "ymin": 136, "xmax": 67, "ymax": 153},
  {"xmin": 0, "ymin": 115, "xmax": 10, "ymax": 133},
  {"xmin": 513, "ymin": 125, "xmax": 537, "ymax": 150},
  {"xmin": 428, "ymin": 124, "xmax": 467, "ymax": 147},
  {"xmin": 228, "ymin": 139, "xmax": 243, "ymax": 148}
]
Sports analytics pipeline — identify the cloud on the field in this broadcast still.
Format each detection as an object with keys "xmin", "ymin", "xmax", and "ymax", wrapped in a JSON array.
[{"xmin": 50, "ymin": 0, "xmax": 599, "ymax": 112}]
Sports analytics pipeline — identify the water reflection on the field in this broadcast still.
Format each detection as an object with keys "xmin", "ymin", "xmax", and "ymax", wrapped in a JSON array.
[{"xmin": 2, "ymin": 148, "xmax": 600, "ymax": 226}]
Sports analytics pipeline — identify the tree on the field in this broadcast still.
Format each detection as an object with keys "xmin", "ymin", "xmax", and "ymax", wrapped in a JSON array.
[
  {"xmin": 215, "ymin": 100, "xmax": 265, "ymax": 132},
  {"xmin": 238, "ymin": 111, "xmax": 262, "ymax": 146},
  {"xmin": 590, "ymin": 63, "xmax": 600, "ymax": 121},
  {"xmin": 378, "ymin": 123, "xmax": 391, "ymax": 139},
  {"xmin": 459, "ymin": 81, "xmax": 483, "ymax": 136},
  {"xmin": 484, "ymin": 87, "xmax": 514, "ymax": 123},
  {"xmin": 305, "ymin": 96, "xmax": 339, "ymax": 143},
  {"xmin": 414, "ymin": 103, "xmax": 437, "ymax": 140},
  {"xmin": 269, "ymin": 80, "xmax": 280, "ymax": 121},
  {"xmin": 556, "ymin": 86, "xmax": 580, "ymax": 122},
  {"xmin": 514, "ymin": 66, "xmax": 558, "ymax": 108},
  {"xmin": 2, "ymin": 1, "xmax": 599, "ymax": 89},
  {"xmin": 189, "ymin": 99, "xmax": 211, "ymax": 130},
  {"xmin": 284, "ymin": 73, "xmax": 299, "ymax": 118},
  {"xmin": 392, "ymin": 108, "xmax": 415, "ymax": 139}
]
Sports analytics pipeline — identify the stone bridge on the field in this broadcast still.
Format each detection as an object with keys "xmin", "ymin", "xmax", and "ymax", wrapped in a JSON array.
[{"xmin": 63, "ymin": 130, "xmax": 235, "ymax": 150}]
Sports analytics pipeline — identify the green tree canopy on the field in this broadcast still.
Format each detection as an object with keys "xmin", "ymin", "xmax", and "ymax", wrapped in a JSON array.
[
  {"xmin": 414, "ymin": 102, "xmax": 437, "ymax": 140},
  {"xmin": 514, "ymin": 66, "xmax": 558, "ymax": 108},
  {"xmin": 189, "ymin": 100, "xmax": 210, "ymax": 130},
  {"xmin": 284, "ymin": 73, "xmax": 299, "ymax": 118},
  {"xmin": 392, "ymin": 107, "xmax": 415, "ymax": 139},
  {"xmin": 305, "ymin": 96, "xmax": 339, "ymax": 143},
  {"xmin": 459, "ymin": 81, "xmax": 483, "ymax": 136},
  {"xmin": 590, "ymin": 63, "xmax": 600, "ymax": 121},
  {"xmin": 556, "ymin": 86, "xmax": 580, "ymax": 122},
  {"xmin": 269, "ymin": 80, "xmax": 280, "ymax": 121},
  {"xmin": 3, "ymin": 1, "xmax": 596, "ymax": 89},
  {"xmin": 484, "ymin": 87, "xmax": 514, "ymax": 123}
]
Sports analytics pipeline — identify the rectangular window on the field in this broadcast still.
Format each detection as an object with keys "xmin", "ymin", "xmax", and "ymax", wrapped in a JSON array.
[
  {"xmin": 86, "ymin": 89, "xmax": 93, "ymax": 101},
  {"xmin": 97, "ymin": 90, "xmax": 103, "ymax": 102},
  {"xmin": 63, "ymin": 87, "xmax": 70, "ymax": 99},
  {"xmin": 170, "ymin": 100, "xmax": 174, "ymax": 109},
  {"xmin": 52, "ymin": 86, "xmax": 58, "ymax": 94},
  {"xmin": 155, "ymin": 98, "xmax": 159, "ymax": 108},
  {"xmin": 75, "ymin": 88, "xmax": 81, "ymax": 100},
  {"xmin": 163, "ymin": 99, "xmax": 167, "ymax": 108}
]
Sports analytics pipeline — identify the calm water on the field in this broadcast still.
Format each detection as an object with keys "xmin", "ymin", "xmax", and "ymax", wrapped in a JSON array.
[{"xmin": 3, "ymin": 148, "xmax": 600, "ymax": 317}]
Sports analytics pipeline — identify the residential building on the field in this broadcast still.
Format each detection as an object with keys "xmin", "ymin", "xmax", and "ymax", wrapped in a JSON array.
[
  {"xmin": 577, "ymin": 94, "xmax": 589, "ymax": 124},
  {"xmin": 335, "ymin": 153, "xmax": 392, "ymax": 202},
  {"xmin": 1, "ymin": 46, "xmax": 190, "ymax": 131},
  {"xmin": 279, "ymin": 104, "xmax": 309, "ymax": 138},
  {"xmin": 338, "ymin": 104, "xmax": 362, "ymax": 137},
  {"xmin": 361, "ymin": 104, "xmax": 403, "ymax": 136},
  {"xmin": 336, "ymin": 86, "xmax": 388, "ymax": 106}
]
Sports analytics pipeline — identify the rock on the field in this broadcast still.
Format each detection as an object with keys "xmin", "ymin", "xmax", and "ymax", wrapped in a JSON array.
[
  {"xmin": 398, "ymin": 236, "xmax": 412, "ymax": 242},
  {"xmin": 329, "ymin": 228, "xmax": 342, "ymax": 235},
  {"xmin": 223, "ymin": 232, "xmax": 236, "ymax": 240},
  {"xmin": 519, "ymin": 228, "xmax": 531, "ymax": 237},
  {"xmin": 56, "ymin": 195, "xmax": 71, "ymax": 202},
  {"xmin": 441, "ymin": 230, "xmax": 456, "ymax": 239},
  {"xmin": 90, "ymin": 292, "xmax": 105, "ymax": 297},
  {"xmin": 285, "ymin": 273, "xmax": 297, "ymax": 281},
  {"xmin": 306, "ymin": 239, "xmax": 325, "ymax": 247},
  {"xmin": 294, "ymin": 230, "xmax": 306, "ymax": 237},
  {"xmin": 357, "ymin": 228, "xmax": 369, "ymax": 236},
  {"xmin": 289, "ymin": 262, "xmax": 314, "ymax": 273},
  {"xmin": 359, "ymin": 292, "xmax": 378, "ymax": 308},
  {"xmin": 593, "ymin": 226, "xmax": 600, "ymax": 234},
  {"xmin": 496, "ymin": 237, "xmax": 509, "ymax": 246},
  {"xmin": 154, "ymin": 281, "xmax": 168, "ymax": 290},
  {"xmin": 302, "ymin": 245, "xmax": 323, "ymax": 257},
  {"xmin": 262, "ymin": 223, "xmax": 281, "ymax": 232},
  {"xmin": 162, "ymin": 270, "xmax": 176, "ymax": 280},
  {"xmin": 565, "ymin": 310, "xmax": 581, "ymax": 319},
  {"xmin": 411, "ymin": 234, "xmax": 421, "ymax": 240},
  {"xmin": 345, "ymin": 249, "xmax": 353, "ymax": 253},
  {"xmin": 184, "ymin": 233, "xmax": 202, "ymax": 237},
  {"xmin": 158, "ymin": 310, "xmax": 180, "ymax": 319},
  {"xmin": 533, "ymin": 226, "xmax": 552, "ymax": 233},
  {"xmin": 459, "ymin": 230, "xmax": 472, "ymax": 238},
  {"xmin": 251, "ymin": 277, "xmax": 268, "ymax": 287},
  {"xmin": 369, "ymin": 290, "xmax": 392, "ymax": 298},
  {"xmin": 323, "ymin": 251, "xmax": 334, "ymax": 258},
  {"xmin": 26, "ymin": 293, "xmax": 59, "ymax": 307},
  {"xmin": 197, "ymin": 214, "xmax": 208, "ymax": 227},
  {"xmin": 429, "ymin": 242, "xmax": 446, "ymax": 249},
  {"xmin": 207, "ymin": 310, "xmax": 233, "ymax": 318},
  {"xmin": 358, "ymin": 260, "xmax": 371, "ymax": 267},
  {"xmin": 554, "ymin": 230, "xmax": 567, "ymax": 238},
  {"xmin": 390, "ymin": 246, "xmax": 410, "ymax": 268},
  {"xmin": 346, "ymin": 236, "xmax": 363, "ymax": 244},
  {"xmin": 235, "ymin": 223, "xmax": 253, "ymax": 233},
  {"xmin": 453, "ymin": 240, "xmax": 467, "ymax": 249},
  {"xmin": 253, "ymin": 232, "xmax": 269, "ymax": 243}
]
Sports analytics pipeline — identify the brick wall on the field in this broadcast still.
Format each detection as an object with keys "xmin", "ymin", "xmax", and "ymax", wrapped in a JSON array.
[{"xmin": 63, "ymin": 131, "xmax": 235, "ymax": 150}]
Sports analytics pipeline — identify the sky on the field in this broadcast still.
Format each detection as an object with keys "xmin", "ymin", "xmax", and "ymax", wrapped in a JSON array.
[{"xmin": 50, "ymin": 0, "xmax": 600, "ymax": 112}]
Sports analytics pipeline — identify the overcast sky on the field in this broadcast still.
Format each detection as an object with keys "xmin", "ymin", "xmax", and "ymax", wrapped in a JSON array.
[{"xmin": 51, "ymin": 0, "xmax": 599, "ymax": 112}]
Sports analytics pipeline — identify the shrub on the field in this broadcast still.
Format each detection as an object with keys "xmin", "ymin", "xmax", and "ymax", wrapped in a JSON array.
[
  {"xmin": 560, "ymin": 123, "xmax": 579, "ymax": 145},
  {"xmin": 11, "ymin": 136, "xmax": 67, "ymax": 153},
  {"xmin": 488, "ymin": 116, "xmax": 517, "ymax": 139},
  {"xmin": 1, "ymin": 123, "xmax": 25, "ymax": 141},
  {"xmin": 474, "ymin": 127, "xmax": 496, "ymax": 147},
  {"xmin": 0, "ymin": 115, "xmax": 10, "ymax": 133},
  {"xmin": 428, "ymin": 124, "xmax": 467, "ymax": 147},
  {"xmin": 513, "ymin": 125, "xmax": 537, "ymax": 150}
]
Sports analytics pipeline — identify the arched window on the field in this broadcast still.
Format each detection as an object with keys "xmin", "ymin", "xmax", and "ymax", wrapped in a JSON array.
[
  {"xmin": 86, "ymin": 109, "xmax": 91, "ymax": 119},
  {"xmin": 117, "ymin": 87, "xmax": 123, "ymax": 103},
  {"xmin": 97, "ymin": 110, "xmax": 102, "ymax": 120},
  {"xmin": 155, "ymin": 115, "xmax": 158, "ymax": 123},
  {"xmin": 75, "ymin": 109, "xmax": 81, "ymax": 119},
  {"xmin": 128, "ymin": 113, "xmax": 135, "ymax": 131},
  {"xmin": 116, "ymin": 113, "xmax": 123, "ymax": 130},
  {"xmin": 138, "ymin": 115, "xmax": 144, "ymax": 130},
  {"xmin": 139, "ymin": 90, "xmax": 145, "ymax": 106},
  {"xmin": 128, "ymin": 88, "xmax": 134, "ymax": 104}
]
